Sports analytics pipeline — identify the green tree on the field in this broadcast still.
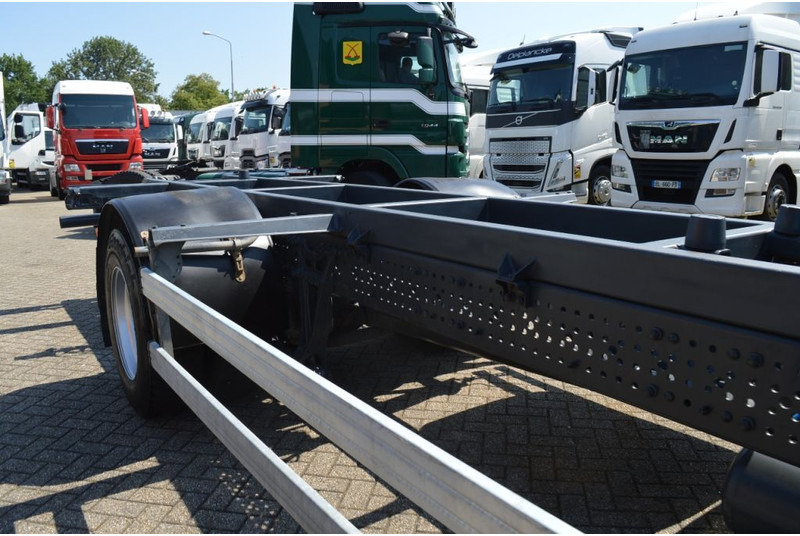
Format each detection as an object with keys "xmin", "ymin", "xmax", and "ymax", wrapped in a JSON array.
[
  {"xmin": 169, "ymin": 73, "xmax": 228, "ymax": 110},
  {"xmin": 0, "ymin": 54, "xmax": 49, "ymax": 112},
  {"xmin": 45, "ymin": 36, "xmax": 160, "ymax": 102}
]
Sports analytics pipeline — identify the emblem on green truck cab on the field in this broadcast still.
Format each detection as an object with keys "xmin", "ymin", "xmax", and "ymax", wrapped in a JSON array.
[{"xmin": 343, "ymin": 41, "xmax": 363, "ymax": 65}]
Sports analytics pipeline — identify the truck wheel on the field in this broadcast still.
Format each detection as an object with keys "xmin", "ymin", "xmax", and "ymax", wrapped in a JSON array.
[
  {"xmin": 0, "ymin": 194, "xmax": 8, "ymax": 205},
  {"xmin": 55, "ymin": 174, "xmax": 66, "ymax": 200},
  {"xmin": 346, "ymin": 169, "xmax": 394, "ymax": 187},
  {"xmin": 761, "ymin": 172, "xmax": 789, "ymax": 222},
  {"xmin": 588, "ymin": 165, "xmax": 612, "ymax": 205},
  {"xmin": 105, "ymin": 228, "xmax": 171, "ymax": 417}
]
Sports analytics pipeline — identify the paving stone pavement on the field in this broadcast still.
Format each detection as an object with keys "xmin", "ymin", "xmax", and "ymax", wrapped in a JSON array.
[{"xmin": 0, "ymin": 186, "xmax": 738, "ymax": 533}]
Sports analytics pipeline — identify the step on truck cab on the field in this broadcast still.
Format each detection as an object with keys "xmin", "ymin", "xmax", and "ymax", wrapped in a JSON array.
[
  {"xmin": 483, "ymin": 29, "xmax": 639, "ymax": 203},
  {"xmin": 0, "ymin": 72, "xmax": 9, "ymax": 204},
  {"xmin": 611, "ymin": 10, "xmax": 800, "ymax": 220},
  {"xmin": 291, "ymin": 2, "xmax": 477, "ymax": 185},
  {"xmin": 229, "ymin": 89, "xmax": 290, "ymax": 170},
  {"xmin": 5, "ymin": 104, "xmax": 55, "ymax": 190},
  {"xmin": 139, "ymin": 103, "xmax": 180, "ymax": 171},
  {"xmin": 47, "ymin": 80, "xmax": 148, "ymax": 197}
]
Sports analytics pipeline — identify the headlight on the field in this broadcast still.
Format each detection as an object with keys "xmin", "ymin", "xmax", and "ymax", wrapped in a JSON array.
[
  {"xmin": 545, "ymin": 153, "xmax": 572, "ymax": 190},
  {"xmin": 64, "ymin": 164, "xmax": 81, "ymax": 172},
  {"xmin": 710, "ymin": 167, "xmax": 740, "ymax": 182},
  {"xmin": 548, "ymin": 160, "xmax": 566, "ymax": 188},
  {"xmin": 612, "ymin": 182, "xmax": 632, "ymax": 192},
  {"xmin": 129, "ymin": 162, "xmax": 143, "ymax": 170},
  {"xmin": 612, "ymin": 164, "xmax": 628, "ymax": 178}
]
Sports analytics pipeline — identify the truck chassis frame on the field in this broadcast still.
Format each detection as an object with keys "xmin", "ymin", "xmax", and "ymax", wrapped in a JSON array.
[{"xmin": 62, "ymin": 172, "xmax": 800, "ymax": 532}]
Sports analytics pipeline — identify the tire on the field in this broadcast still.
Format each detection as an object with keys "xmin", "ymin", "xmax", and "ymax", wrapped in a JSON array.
[
  {"xmin": 105, "ymin": 228, "xmax": 171, "ymax": 417},
  {"xmin": 0, "ymin": 195, "xmax": 8, "ymax": 205},
  {"xmin": 27, "ymin": 172, "xmax": 39, "ymax": 192},
  {"xmin": 50, "ymin": 184, "xmax": 58, "ymax": 197},
  {"xmin": 346, "ymin": 169, "xmax": 394, "ymax": 187},
  {"xmin": 588, "ymin": 164, "xmax": 612, "ymax": 206},
  {"xmin": 55, "ymin": 174, "xmax": 66, "ymax": 200},
  {"xmin": 761, "ymin": 172, "xmax": 790, "ymax": 222}
]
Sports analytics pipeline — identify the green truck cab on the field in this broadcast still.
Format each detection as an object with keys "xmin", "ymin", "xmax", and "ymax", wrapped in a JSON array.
[{"xmin": 291, "ymin": 2, "xmax": 476, "ymax": 185}]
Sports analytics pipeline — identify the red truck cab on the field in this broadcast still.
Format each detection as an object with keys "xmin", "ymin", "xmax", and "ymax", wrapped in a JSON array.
[{"xmin": 47, "ymin": 80, "xmax": 149, "ymax": 198}]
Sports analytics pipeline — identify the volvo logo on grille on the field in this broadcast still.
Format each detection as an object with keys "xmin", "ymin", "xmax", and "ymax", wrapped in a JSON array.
[{"xmin": 515, "ymin": 115, "xmax": 524, "ymax": 126}]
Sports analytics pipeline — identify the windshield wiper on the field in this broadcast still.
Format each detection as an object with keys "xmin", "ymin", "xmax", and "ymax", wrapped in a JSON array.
[
  {"xmin": 689, "ymin": 93, "xmax": 724, "ymax": 105},
  {"xmin": 620, "ymin": 96, "xmax": 659, "ymax": 109},
  {"xmin": 488, "ymin": 102, "xmax": 517, "ymax": 113},
  {"xmin": 521, "ymin": 97, "xmax": 558, "ymax": 109}
]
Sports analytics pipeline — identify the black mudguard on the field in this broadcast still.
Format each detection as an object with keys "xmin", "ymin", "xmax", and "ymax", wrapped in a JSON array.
[{"xmin": 95, "ymin": 187, "xmax": 284, "ymax": 347}]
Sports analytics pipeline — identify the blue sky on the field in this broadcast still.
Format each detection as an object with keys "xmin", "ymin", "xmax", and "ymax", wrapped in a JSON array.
[{"xmin": 1, "ymin": 1, "xmax": 707, "ymax": 100}]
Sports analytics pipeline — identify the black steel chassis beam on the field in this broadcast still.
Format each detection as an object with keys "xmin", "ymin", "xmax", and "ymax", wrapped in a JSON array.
[{"xmin": 68, "ymin": 178, "xmax": 800, "ymax": 468}]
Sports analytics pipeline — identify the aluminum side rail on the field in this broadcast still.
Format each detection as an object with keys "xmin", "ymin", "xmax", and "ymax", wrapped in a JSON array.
[
  {"xmin": 141, "ymin": 268, "xmax": 577, "ymax": 534},
  {"xmin": 149, "ymin": 343, "xmax": 359, "ymax": 534}
]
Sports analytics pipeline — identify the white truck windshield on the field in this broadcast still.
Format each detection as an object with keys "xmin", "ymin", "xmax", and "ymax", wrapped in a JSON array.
[
  {"xmin": 141, "ymin": 122, "xmax": 175, "ymax": 143},
  {"xmin": 241, "ymin": 105, "xmax": 272, "ymax": 135},
  {"xmin": 620, "ymin": 42, "xmax": 747, "ymax": 110},
  {"xmin": 488, "ymin": 60, "xmax": 574, "ymax": 113}
]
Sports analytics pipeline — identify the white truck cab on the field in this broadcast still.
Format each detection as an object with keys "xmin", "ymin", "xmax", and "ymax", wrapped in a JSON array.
[
  {"xmin": 460, "ymin": 49, "xmax": 497, "ymax": 178},
  {"xmin": 139, "ymin": 103, "xmax": 180, "ymax": 170},
  {"xmin": 611, "ymin": 11, "xmax": 800, "ymax": 220},
  {"xmin": 186, "ymin": 111, "xmax": 207, "ymax": 165},
  {"xmin": 208, "ymin": 101, "xmax": 244, "ymax": 169},
  {"xmin": 484, "ymin": 29, "xmax": 639, "ymax": 203},
  {"xmin": 186, "ymin": 107, "xmax": 224, "ymax": 167},
  {"xmin": 227, "ymin": 89, "xmax": 290, "ymax": 170},
  {"xmin": 0, "ymin": 72, "xmax": 10, "ymax": 204},
  {"xmin": 5, "ymin": 103, "xmax": 55, "ymax": 191}
]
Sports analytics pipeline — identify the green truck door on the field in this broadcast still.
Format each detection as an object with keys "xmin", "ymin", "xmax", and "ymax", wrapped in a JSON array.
[
  {"xmin": 318, "ymin": 24, "xmax": 370, "ymax": 170},
  {"xmin": 371, "ymin": 27, "xmax": 449, "ymax": 178}
]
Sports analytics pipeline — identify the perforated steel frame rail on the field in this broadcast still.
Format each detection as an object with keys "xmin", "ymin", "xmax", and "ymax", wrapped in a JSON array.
[{"xmin": 66, "ymin": 176, "xmax": 800, "ymax": 470}]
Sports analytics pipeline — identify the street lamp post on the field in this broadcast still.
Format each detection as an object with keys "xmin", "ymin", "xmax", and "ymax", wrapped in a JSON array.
[{"xmin": 202, "ymin": 30, "xmax": 234, "ymax": 101}]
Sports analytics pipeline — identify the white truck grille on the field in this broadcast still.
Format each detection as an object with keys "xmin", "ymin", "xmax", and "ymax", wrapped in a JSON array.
[{"xmin": 488, "ymin": 137, "xmax": 551, "ymax": 191}]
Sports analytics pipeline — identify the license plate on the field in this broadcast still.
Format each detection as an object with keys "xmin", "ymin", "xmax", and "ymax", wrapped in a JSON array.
[{"xmin": 652, "ymin": 180, "xmax": 681, "ymax": 189}]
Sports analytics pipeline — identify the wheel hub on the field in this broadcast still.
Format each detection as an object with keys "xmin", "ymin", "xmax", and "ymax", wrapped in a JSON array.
[
  {"xmin": 766, "ymin": 186, "xmax": 787, "ymax": 221},
  {"xmin": 593, "ymin": 177, "xmax": 612, "ymax": 205},
  {"xmin": 110, "ymin": 266, "xmax": 138, "ymax": 380}
]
